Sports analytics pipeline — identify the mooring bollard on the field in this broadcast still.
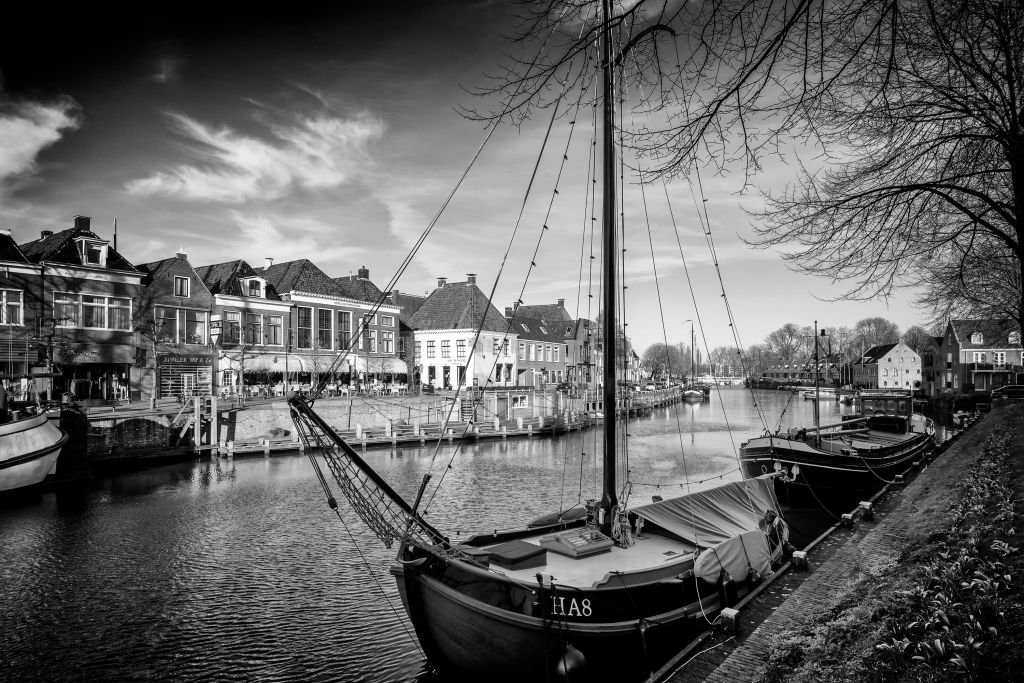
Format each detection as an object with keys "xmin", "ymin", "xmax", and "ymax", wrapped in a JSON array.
[
  {"xmin": 791, "ymin": 550, "xmax": 809, "ymax": 570},
  {"xmin": 718, "ymin": 607, "xmax": 740, "ymax": 635},
  {"xmin": 841, "ymin": 513, "xmax": 854, "ymax": 528},
  {"xmin": 859, "ymin": 501, "xmax": 874, "ymax": 521}
]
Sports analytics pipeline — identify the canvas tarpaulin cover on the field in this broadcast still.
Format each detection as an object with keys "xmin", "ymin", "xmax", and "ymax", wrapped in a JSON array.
[
  {"xmin": 631, "ymin": 475, "xmax": 783, "ymax": 548},
  {"xmin": 692, "ymin": 529, "xmax": 772, "ymax": 583}
]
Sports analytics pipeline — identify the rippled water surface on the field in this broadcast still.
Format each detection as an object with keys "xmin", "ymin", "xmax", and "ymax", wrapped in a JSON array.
[{"xmin": 0, "ymin": 389, "xmax": 919, "ymax": 681}]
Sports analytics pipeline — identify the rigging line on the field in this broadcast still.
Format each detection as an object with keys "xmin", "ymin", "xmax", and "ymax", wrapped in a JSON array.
[
  {"xmin": 421, "ymin": 81, "xmax": 582, "ymax": 514},
  {"xmin": 328, "ymin": 501, "xmax": 426, "ymax": 658},
  {"xmin": 624, "ymin": 52, "xmax": 694, "ymax": 501},
  {"xmin": 311, "ymin": 122, "xmax": 500, "ymax": 398}
]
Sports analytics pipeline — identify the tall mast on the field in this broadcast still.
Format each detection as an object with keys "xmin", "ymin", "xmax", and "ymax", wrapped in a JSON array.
[
  {"xmin": 813, "ymin": 320, "xmax": 821, "ymax": 431},
  {"xmin": 600, "ymin": 0, "xmax": 618, "ymax": 529}
]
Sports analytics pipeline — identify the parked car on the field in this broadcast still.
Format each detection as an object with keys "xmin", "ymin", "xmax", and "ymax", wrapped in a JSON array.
[{"xmin": 991, "ymin": 384, "xmax": 1024, "ymax": 400}]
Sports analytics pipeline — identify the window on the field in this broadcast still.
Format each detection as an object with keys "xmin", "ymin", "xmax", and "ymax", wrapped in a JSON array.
[
  {"xmin": 75, "ymin": 238, "xmax": 106, "ymax": 266},
  {"xmin": 971, "ymin": 332, "xmax": 983, "ymax": 344},
  {"xmin": 366, "ymin": 330, "xmax": 377, "ymax": 353},
  {"xmin": 267, "ymin": 316, "xmax": 283, "ymax": 346},
  {"xmin": 882, "ymin": 369, "xmax": 888, "ymax": 376},
  {"xmin": 247, "ymin": 279, "xmax": 262, "ymax": 297},
  {"xmin": 1010, "ymin": 332, "xmax": 1021, "ymax": 344},
  {"xmin": 503, "ymin": 340, "xmax": 509, "ymax": 356},
  {"xmin": 545, "ymin": 345, "xmax": 552, "ymax": 362},
  {"xmin": 399, "ymin": 337, "xmax": 406, "ymax": 355},
  {"xmin": 296, "ymin": 307, "xmax": 313, "ymax": 349},
  {"xmin": 536, "ymin": 344, "xmax": 543, "ymax": 360},
  {"xmin": 518, "ymin": 343, "xmax": 526, "ymax": 360},
  {"xmin": 994, "ymin": 352, "xmax": 1006, "ymax": 365},
  {"xmin": 441, "ymin": 340, "xmax": 450, "ymax": 358},
  {"xmin": 539, "ymin": 326, "xmax": 547, "ymax": 334},
  {"xmin": 414, "ymin": 341, "xmax": 421, "ymax": 358},
  {"xmin": 426, "ymin": 341, "xmax": 435, "ymax": 358},
  {"xmin": 183, "ymin": 310, "xmax": 207, "ymax": 344},
  {"xmin": 554, "ymin": 345, "xmax": 560, "ymax": 363},
  {"xmin": 522, "ymin": 323, "xmax": 530, "ymax": 332},
  {"xmin": 365, "ymin": 314, "xmax": 377, "ymax": 326},
  {"xmin": 225, "ymin": 311, "xmax": 240, "ymax": 343},
  {"xmin": 173, "ymin": 276, "xmax": 189, "ymax": 297},
  {"xmin": 0, "ymin": 290, "xmax": 23, "ymax": 325},
  {"xmin": 456, "ymin": 339, "xmax": 466, "ymax": 358},
  {"xmin": 493, "ymin": 339, "xmax": 501, "ymax": 355},
  {"xmin": 381, "ymin": 315, "xmax": 394, "ymax": 327},
  {"xmin": 381, "ymin": 330, "xmax": 394, "ymax": 353},
  {"xmin": 972, "ymin": 352, "xmax": 986, "ymax": 363},
  {"xmin": 527, "ymin": 344, "xmax": 534, "ymax": 361},
  {"xmin": 318, "ymin": 309, "xmax": 333, "ymax": 349},
  {"xmin": 244, "ymin": 313, "xmax": 262, "ymax": 345},
  {"xmin": 56, "ymin": 293, "xmax": 131, "ymax": 330},
  {"xmin": 337, "ymin": 311, "xmax": 352, "ymax": 349},
  {"xmin": 155, "ymin": 307, "xmax": 177, "ymax": 342}
]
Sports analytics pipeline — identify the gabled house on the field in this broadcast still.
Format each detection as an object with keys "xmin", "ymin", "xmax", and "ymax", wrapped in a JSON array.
[
  {"xmin": 136, "ymin": 250, "xmax": 214, "ymax": 401},
  {"xmin": 387, "ymin": 288, "xmax": 428, "ymax": 385},
  {"xmin": 194, "ymin": 259, "xmax": 292, "ymax": 395},
  {"xmin": 18, "ymin": 216, "xmax": 143, "ymax": 401},
  {"xmin": 505, "ymin": 301, "xmax": 573, "ymax": 387},
  {"xmin": 408, "ymin": 275, "xmax": 516, "ymax": 389},
  {"xmin": 851, "ymin": 341, "xmax": 922, "ymax": 391},
  {"xmin": 938, "ymin": 319, "xmax": 1023, "ymax": 393}
]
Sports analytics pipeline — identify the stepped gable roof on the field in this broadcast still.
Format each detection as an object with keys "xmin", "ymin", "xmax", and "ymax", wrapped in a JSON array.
[
  {"xmin": 333, "ymin": 275, "xmax": 386, "ymax": 304},
  {"xmin": 949, "ymin": 319, "xmax": 1022, "ymax": 349},
  {"xmin": 0, "ymin": 233, "xmax": 29, "ymax": 263},
  {"xmin": 860, "ymin": 343, "xmax": 898, "ymax": 364},
  {"xmin": 256, "ymin": 259, "xmax": 338, "ymax": 296},
  {"xmin": 194, "ymin": 260, "xmax": 282, "ymax": 299},
  {"xmin": 516, "ymin": 302, "xmax": 572, "ymax": 323},
  {"xmin": 409, "ymin": 281, "xmax": 510, "ymax": 333},
  {"xmin": 19, "ymin": 227, "xmax": 137, "ymax": 271}
]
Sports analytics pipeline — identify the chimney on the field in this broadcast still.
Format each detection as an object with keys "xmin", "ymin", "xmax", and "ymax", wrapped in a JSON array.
[
  {"xmin": 176, "ymin": 249, "xmax": 188, "ymax": 260},
  {"xmin": 358, "ymin": 266, "xmax": 369, "ymax": 280},
  {"xmin": 73, "ymin": 215, "xmax": 90, "ymax": 230},
  {"xmin": 505, "ymin": 306, "xmax": 513, "ymax": 318},
  {"xmin": 557, "ymin": 298, "xmax": 565, "ymax": 307},
  {"xmin": 0, "ymin": 229, "xmax": 10, "ymax": 237},
  {"xmin": 466, "ymin": 273, "xmax": 476, "ymax": 285},
  {"xmin": 41, "ymin": 230, "xmax": 53, "ymax": 240},
  {"xmin": 437, "ymin": 277, "xmax": 447, "ymax": 288},
  {"xmin": 265, "ymin": 257, "xmax": 274, "ymax": 269}
]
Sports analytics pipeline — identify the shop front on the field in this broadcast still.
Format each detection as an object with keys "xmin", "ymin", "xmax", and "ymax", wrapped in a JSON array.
[
  {"xmin": 156, "ymin": 352, "xmax": 214, "ymax": 399},
  {"xmin": 57, "ymin": 344, "xmax": 135, "ymax": 401}
]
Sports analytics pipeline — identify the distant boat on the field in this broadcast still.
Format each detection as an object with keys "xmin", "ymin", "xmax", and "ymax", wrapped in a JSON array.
[
  {"xmin": 1, "ymin": 412, "xmax": 69, "ymax": 493},
  {"xmin": 801, "ymin": 387, "xmax": 837, "ymax": 400},
  {"xmin": 682, "ymin": 388, "xmax": 704, "ymax": 401}
]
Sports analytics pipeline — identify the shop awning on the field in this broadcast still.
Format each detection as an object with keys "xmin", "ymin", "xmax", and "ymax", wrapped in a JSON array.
[
  {"xmin": 350, "ymin": 356, "xmax": 408, "ymax": 374},
  {"xmin": 56, "ymin": 344, "xmax": 136, "ymax": 365},
  {"xmin": 221, "ymin": 353, "xmax": 312, "ymax": 373}
]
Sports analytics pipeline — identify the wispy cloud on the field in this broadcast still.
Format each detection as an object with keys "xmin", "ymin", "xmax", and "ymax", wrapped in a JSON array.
[
  {"xmin": 125, "ymin": 110, "xmax": 384, "ymax": 203},
  {"xmin": 0, "ymin": 90, "xmax": 80, "ymax": 191},
  {"xmin": 226, "ymin": 210, "xmax": 364, "ymax": 265}
]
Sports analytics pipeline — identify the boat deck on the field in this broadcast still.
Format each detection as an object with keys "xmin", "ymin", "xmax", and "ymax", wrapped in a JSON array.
[{"xmin": 480, "ymin": 530, "xmax": 696, "ymax": 588}]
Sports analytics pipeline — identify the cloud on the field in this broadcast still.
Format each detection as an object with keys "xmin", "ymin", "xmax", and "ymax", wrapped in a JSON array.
[
  {"xmin": 225, "ymin": 210, "xmax": 364, "ymax": 265},
  {"xmin": 0, "ymin": 92, "xmax": 80, "ymax": 189},
  {"xmin": 125, "ymin": 110, "xmax": 384, "ymax": 203}
]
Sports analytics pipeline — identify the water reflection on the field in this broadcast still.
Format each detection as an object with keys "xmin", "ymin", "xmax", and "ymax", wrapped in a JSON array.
[{"xmin": 0, "ymin": 388, "xmax": 941, "ymax": 681}]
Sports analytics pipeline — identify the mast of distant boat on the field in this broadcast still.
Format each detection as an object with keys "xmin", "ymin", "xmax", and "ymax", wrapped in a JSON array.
[
  {"xmin": 813, "ymin": 320, "xmax": 821, "ymax": 438},
  {"xmin": 599, "ymin": 0, "xmax": 618, "ymax": 535}
]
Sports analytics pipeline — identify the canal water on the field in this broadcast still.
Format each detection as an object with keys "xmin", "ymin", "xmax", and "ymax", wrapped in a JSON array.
[{"xmin": 0, "ymin": 389, "xmax": 934, "ymax": 681}]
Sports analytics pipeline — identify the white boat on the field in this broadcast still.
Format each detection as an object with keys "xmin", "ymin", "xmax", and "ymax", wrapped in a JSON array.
[
  {"xmin": 0, "ymin": 412, "xmax": 69, "ymax": 493},
  {"xmin": 801, "ymin": 387, "xmax": 837, "ymax": 400}
]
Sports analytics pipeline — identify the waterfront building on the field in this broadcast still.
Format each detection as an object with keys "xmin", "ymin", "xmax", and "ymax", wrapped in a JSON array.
[
  {"xmin": 935, "ymin": 319, "xmax": 1023, "ymax": 393},
  {"xmin": 0, "ymin": 230, "xmax": 41, "ymax": 399},
  {"xmin": 330, "ymin": 266, "xmax": 407, "ymax": 387},
  {"xmin": 919, "ymin": 335, "xmax": 946, "ymax": 397},
  {"xmin": 136, "ymin": 251, "xmax": 214, "ymax": 400},
  {"xmin": 564, "ymin": 318, "xmax": 597, "ymax": 387},
  {"xmin": 851, "ymin": 341, "xmax": 922, "ymax": 390},
  {"xmin": 194, "ymin": 259, "xmax": 293, "ymax": 397},
  {"xmin": 17, "ymin": 216, "xmax": 143, "ymax": 402},
  {"xmin": 386, "ymin": 288, "xmax": 428, "ymax": 386},
  {"xmin": 409, "ymin": 275, "xmax": 516, "ymax": 390},
  {"xmin": 506, "ymin": 309, "xmax": 568, "ymax": 388}
]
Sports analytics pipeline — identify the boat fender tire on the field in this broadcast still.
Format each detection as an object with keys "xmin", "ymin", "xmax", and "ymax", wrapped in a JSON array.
[{"xmin": 719, "ymin": 571, "xmax": 738, "ymax": 608}]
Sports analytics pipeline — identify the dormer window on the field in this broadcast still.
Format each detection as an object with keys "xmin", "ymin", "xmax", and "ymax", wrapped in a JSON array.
[
  {"xmin": 971, "ymin": 332, "xmax": 983, "ymax": 344},
  {"xmin": 1010, "ymin": 332, "xmax": 1021, "ymax": 345},
  {"xmin": 242, "ymin": 277, "xmax": 265, "ymax": 298},
  {"xmin": 75, "ymin": 237, "xmax": 108, "ymax": 267}
]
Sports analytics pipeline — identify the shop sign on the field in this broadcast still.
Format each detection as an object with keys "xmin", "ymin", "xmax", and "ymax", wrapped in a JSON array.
[{"xmin": 158, "ymin": 354, "xmax": 212, "ymax": 366}]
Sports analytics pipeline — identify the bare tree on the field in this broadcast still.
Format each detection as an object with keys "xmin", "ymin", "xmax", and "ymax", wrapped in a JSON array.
[
  {"xmin": 754, "ymin": 0, "xmax": 1024, "ymax": 332},
  {"xmin": 902, "ymin": 325, "xmax": 935, "ymax": 354},
  {"xmin": 852, "ymin": 316, "xmax": 901, "ymax": 354},
  {"xmin": 642, "ymin": 342, "xmax": 683, "ymax": 379},
  {"xmin": 765, "ymin": 323, "xmax": 804, "ymax": 364}
]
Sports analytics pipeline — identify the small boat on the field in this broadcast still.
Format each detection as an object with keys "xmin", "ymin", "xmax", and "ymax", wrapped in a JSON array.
[
  {"xmin": 740, "ymin": 391, "xmax": 935, "ymax": 505},
  {"xmin": 801, "ymin": 387, "xmax": 837, "ymax": 400},
  {"xmin": 682, "ymin": 388, "xmax": 705, "ymax": 401},
  {"xmin": 1, "ymin": 411, "xmax": 70, "ymax": 493}
]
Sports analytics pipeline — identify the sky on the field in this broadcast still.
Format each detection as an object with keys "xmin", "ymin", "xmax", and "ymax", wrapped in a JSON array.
[{"xmin": 0, "ymin": 1, "xmax": 928, "ymax": 353}]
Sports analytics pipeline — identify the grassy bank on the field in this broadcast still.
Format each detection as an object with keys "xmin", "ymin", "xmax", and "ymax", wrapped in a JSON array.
[{"xmin": 758, "ymin": 404, "xmax": 1024, "ymax": 682}]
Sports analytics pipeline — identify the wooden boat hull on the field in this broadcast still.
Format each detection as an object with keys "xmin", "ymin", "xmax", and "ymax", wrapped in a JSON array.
[
  {"xmin": 0, "ymin": 413, "xmax": 69, "ymax": 493},
  {"xmin": 391, "ymin": 550, "xmax": 727, "ymax": 682},
  {"xmin": 739, "ymin": 428, "xmax": 933, "ymax": 505}
]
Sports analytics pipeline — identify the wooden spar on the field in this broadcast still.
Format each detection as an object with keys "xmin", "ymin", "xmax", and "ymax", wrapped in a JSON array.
[
  {"xmin": 599, "ymin": 0, "xmax": 618, "ymax": 533},
  {"xmin": 804, "ymin": 415, "xmax": 870, "ymax": 433},
  {"xmin": 820, "ymin": 427, "xmax": 870, "ymax": 437}
]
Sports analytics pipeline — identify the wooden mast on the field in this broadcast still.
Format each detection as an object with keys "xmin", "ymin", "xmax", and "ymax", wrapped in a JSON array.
[{"xmin": 600, "ymin": 0, "xmax": 618, "ymax": 532}]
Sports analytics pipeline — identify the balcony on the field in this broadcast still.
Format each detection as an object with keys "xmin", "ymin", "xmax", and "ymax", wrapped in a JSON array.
[{"xmin": 968, "ymin": 363, "xmax": 1024, "ymax": 373}]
